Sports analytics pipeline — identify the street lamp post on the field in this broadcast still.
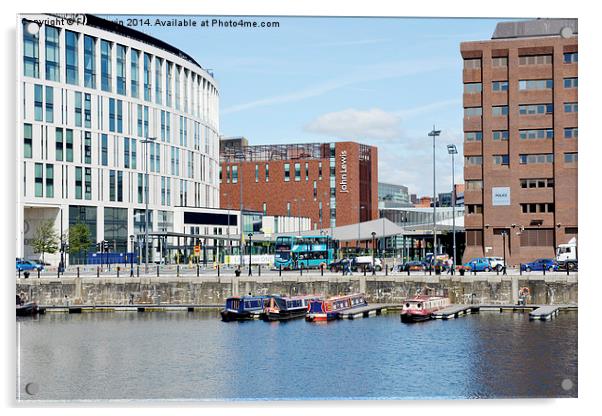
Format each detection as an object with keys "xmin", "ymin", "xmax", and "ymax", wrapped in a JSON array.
[
  {"xmin": 371, "ymin": 231, "xmax": 376, "ymax": 275},
  {"xmin": 447, "ymin": 144, "xmax": 458, "ymax": 274},
  {"xmin": 357, "ymin": 205, "xmax": 365, "ymax": 255},
  {"xmin": 502, "ymin": 230, "xmax": 508, "ymax": 275},
  {"xmin": 141, "ymin": 136, "xmax": 157, "ymax": 274},
  {"xmin": 248, "ymin": 233, "xmax": 253, "ymax": 276},
  {"xmin": 428, "ymin": 126, "xmax": 441, "ymax": 265},
  {"xmin": 129, "ymin": 234, "xmax": 135, "ymax": 276}
]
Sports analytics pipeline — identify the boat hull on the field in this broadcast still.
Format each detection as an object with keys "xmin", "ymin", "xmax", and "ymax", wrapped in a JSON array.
[
  {"xmin": 220, "ymin": 310, "xmax": 264, "ymax": 322},
  {"xmin": 16, "ymin": 303, "xmax": 45, "ymax": 317},
  {"xmin": 262, "ymin": 308, "xmax": 307, "ymax": 321},
  {"xmin": 305, "ymin": 312, "xmax": 339, "ymax": 322},
  {"xmin": 400, "ymin": 312, "xmax": 432, "ymax": 323}
]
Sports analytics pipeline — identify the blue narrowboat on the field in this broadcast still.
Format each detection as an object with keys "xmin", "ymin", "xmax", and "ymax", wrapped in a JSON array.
[
  {"xmin": 220, "ymin": 295, "xmax": 271, "ymax": 322},
  {"xmin": 262, "ymin": 294, "xmax": 322, "ymax": 321},
  {"xmin": 306, "ymin": 293, "xmax": 368, "ymax": 322}
]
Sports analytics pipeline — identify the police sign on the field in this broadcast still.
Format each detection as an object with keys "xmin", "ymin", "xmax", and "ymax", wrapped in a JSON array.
[{"xmin": 492, "ymin": 187, "xmax": 511, "ymax": 206}]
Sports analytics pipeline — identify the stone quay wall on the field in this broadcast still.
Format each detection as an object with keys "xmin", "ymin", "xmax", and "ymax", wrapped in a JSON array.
[{"xmin": 16, "ymin": 273, "xmax": 578, "ymax": 307}]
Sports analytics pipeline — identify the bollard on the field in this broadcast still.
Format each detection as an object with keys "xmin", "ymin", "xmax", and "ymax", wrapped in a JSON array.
[
  {"xmin": 321, "ymin": 264, "xmax": 324, "ymax": 276},
  {"xmin": 363, "ymin": 265, "xmax": 366, "ymax": 276},
  {"xmin": 520, "ymin": 264, "xmax": 522, "ymax": 276},
  {"xmin": 97, "ymin": 267, "xmax": 100, "ymax": 278},
  {"xmin": 130, "ymin": 266, "xmax": 134, "ymax": 277},
  {"xmin": 543, "ymin": 266, "xmax": 546, "ymax": 276},
  {"xmin": 177, "ymin": 265, "xmax": 180, "ymax": 277},
  {"xmin": 217, "ymin": 264, "xmax": 220, "ymax": 277},
  {"xmin": 407, "ymin": 268, "xmax": 410, "ymax": 276},
  {"xmin": 117, "ymin": 267, "xmax": 120, "ymax": 278},
  {"xmin": 157, "ymin": 265, "xmax": 159, "ymax": 277},
  {"xmin": 197, "ymin": 264, "xmax": 200, "ymax": 277},
  {"xmin": 385, "ymin": 264, "xmax": 388, "ymax": 276},
  {"xmin": 77, "ymin": 267, "xmax": 80, "ymax": 278},
  {"xmin": 300, "ymin": 264, "xmax": 303, "ymax": 276},
  {"xmin": 496, "ymin": 268, "xmax": 499, "ymax": 276},
  {"xmin": 258, "ymin": 264, "xmax": 261, "ymax": 276},
  {"xmin": 137, "ymin": 265, "xmax": 140, "ymax": 277},
  {"xmin": 18, "ymin": 269, "xmax": 21, "ymax": 279},
  {"xmin": 566, "ymin": 266, "xmax": 569, "ymax": 276},
  {"xmin": 38, "ymin": 268, "xmax": 40, "ymax": 279},
  {"xmin": 429, "ymin": 266, "xmax": 432, "ymax": 276},
  {"xmin": 279, "ymin": 265, "xmax": 282, "ymax": 277},
  {"xmin": 57, "ymin": 268, "xmax": 60, "ymax": 279}
]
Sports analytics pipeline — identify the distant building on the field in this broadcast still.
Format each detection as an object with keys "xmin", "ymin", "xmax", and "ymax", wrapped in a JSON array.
[
  {"xmin": 219, "ymin": 136, "xmax": 249, "ymax": 154},
  {"xmin": 410, "ymin": 194, "xmax": 418, "ymax": 205},
  {"xmin": 378, "ymin": 182, "xmax": 411, "ymax": 208},
  {"xmin": 438, "ymin": 192, "xmax": 452, "ymax": 207},
  {"xmin": 454, "ymin": 184, "xmax": 465, "ymax": 207},
  {"xmin": 415, "ymin": 196, "xmax": 432, "ymax": 208},
  {"xmin": 461, "ymin": 18, "xmax": 578, "ymax": 264}
]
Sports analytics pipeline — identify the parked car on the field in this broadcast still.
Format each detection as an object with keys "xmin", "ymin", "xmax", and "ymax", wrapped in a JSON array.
[
  {"xmin": 463, "ymin": 258, "xmax": 492, "ymax": 272},
  {"xmin": 328, "ymin": 259, "xmax": 347, "ymax": 273},
  {"xmin": 521, "ymin": 258, "xmax": 558, "ymax": 272},
  {"xmin": 487, "ymin": 257, "xmax": 505, "ymax": 272},
  {"xmin": 397, "ymin": 261, "xmax": 427, "ymax": 272},
  {"xmin": 16, "ymin": 259, "xmax": 44, "ymax": 272},
  {"xmin": 352, "ymin": 256, "xmax": 382, "ymax": 272}
]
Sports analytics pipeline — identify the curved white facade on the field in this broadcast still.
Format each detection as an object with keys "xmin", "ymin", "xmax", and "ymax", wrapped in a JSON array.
[{"xmin": 17, "ymin": 14, "xmax": 220, "ymax": 262}]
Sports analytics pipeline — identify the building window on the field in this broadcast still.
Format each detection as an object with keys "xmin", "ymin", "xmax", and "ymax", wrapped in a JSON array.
[
  {"xmin": 109, "ymin": 170, "xmax": 116, "ymax": 201},
  {"xmin": 117, "ymin": 171, "xmax": 123, "ymax": 202},
  {"xmin": 463, "ymin": 59, "xmax": 481, "ymax": 69},
  {"xmin": 564, "ymin": 77, "xmax": 578, "ymax": 89},
  {"xmin": 175, "ymin": 65, "xmax": 180, "ymax": 110},
  {"xmin": 519, "ymin": 129, "xmax": 554, "ymax": 140},
  {"xmin": 131, "ymin": 138, "xmax": 137, "ymax": 169},
  {"xmin": 467, "ymin": 204, "xmax": 483, "ymax": 214},
  {"xmin": 65, "ymin": 30, "xmax": 79, "ymax": 85},
  {"xmin": 465, "ymin": 180, "xmax": 482, "ymax": 190},
  {"xmin": 83, "ymin": 35, "xmax": 96, "ymax": 88},
  {"xmin": 465, "ymin": 132, "xmax": 482, "ymax": 142},
  {"xmin": 565, "ymin": 227, "xmax": 578, "ymax": 234},
  {"xmin": 492, "ymin": 154, "xmax": 509, "ymax": 165},
  {"xmin": 318, "ymin": 162, "xmax": 322, "ymax": 180},
  {"xmin": 564, "ymin": 152, "xmax": 578, "ymax": 164},
  {"xmin": 265, "ymin": 164, "xmax": 269, "ymax": 182},
  {"xmin": 100, "ymin": 40, "xmax": 112, "ymax": 92},
  {"xmin": 465, "ymin": 156, "xmax": 482, "ymax": 165},
  {"xmin": 563, "ymin": 52, "xmax": 578, "ymax": 64},
  {"xmin": 137, "ymin": 173, "xmax": 144, "ymax": 203},
  {"xmin": 75, "ymin": 167, "xmax": 82, "ymax": 199},
  {"xmin": 24, "ymin": 123, "xmax": 33, "ymax": 158},
  {"xmin": 124, "ymin": 137, "xmax": 130, "ymax": 168},
  {"xmin": 492, "ymin": 106, "xmax": 508, "ymax": 116},
  {"xmin": 66, "ymin": 129, "xmax": 73, "ymax": 162},
  {"xmin": 85, "ymin": 168, "xmax": 92, "ymax": 200},
  {"xmin": 165, "ymin": 62, "xmax": 172, "ymax": 107},
  {"xmin": 34, "ymin": 84, "xmax": 43, "ymax": 121},
  {"xmin": 520, "ymin": 229, "xmax": 554, "ymax": 247},
  {"xmin": 84, "ymin": 93, "xmax": 91, "ymax": 128},
  {"xmin": 466, "ymin": 230, "xmax": 483, "ymax": 246},
  {"xmin": 255, "ymin": 164, "xmax": 259, "ymax": 182},
  {"xmin": 520, "ymin": 178, "xmax": 554, "ymax": 189},
  {"xmin": 284, "ymin": 163, "xmax": 290, "ymax": 182},
  {"xmin": 116, "ymin": 44, "xmax": 126, "ymax": 95},
  {"xmin": 232, "ymin": 165, "xmax": 238, "ymax": 184},
  {"xmin": 34, "ymin": 163, "xmax": 43, "ymax": 197},
  {"xmin": 491, "ymin": 57, "xmax": 507, "ymax": 67},
  {"xmin": 144, "ymin": 53, "xmax": 152, "ymax": 101},
  {"xmin": 305, "ymin": 163, "xmax": 309, "ymax": 181},
  {"xmin": 45, "ymin": 164, "xmax": 54, "ymax": 198},
  {"xmin": 55, "ymin": 128, "xmax": 63, "ymax": 161},
  {"xmin": 101, "ymin": 134, "xmax": 108, "ymax": 166},
  {"xmin": 564, "ymin": 127, "xmax": 578, "ymax": 139},
  {"xmin": 519, "ymin": 154, "xmax": 553, "ymax": 164},
  {"xmin": 262, "ymin": 202, "xmax": 267, "ymax": 215},
  {"xmin": 464, "ymin": 107, "xmax": 482, "ymax": 117},
  {"xmin": 518, "ymin": 55, "xmax": 552, "ymax": 65},
  {"xmin": 519, "ymin": 104, "xmax": 553, "ymax": 115},
  {"xmin": 287, "ymin": 202, "xmax": 291, "ymax": 216},
  {"xmin": 313, "ymin": 181, "xmax": 317, "ymax": 199},
  {"xmin": 155, "ymin": 57, "xmax": 162, "ymax": 105},
  {"xmin": 23, "ymin": 20, "xmax": 39, "ymax": 78},
  {"xmin": 294, "ymin": 163, "xmax": 301, "ymax": 181},
  {"xmin": 109, "ymin": 98, "xmax": 116, "ymax": 132},
  {"xmin": 464, "ymin": 83, "xmax": 482, "ymax": 93},
  {"xmin": 74, "ymin": 92, "xmax": 82, "ymax": 126},
  {"xmin": 564, "ymin": 102, "xmax": 578, "ymax": 113},
  {"xmin": 131, "ymin": 49, "xmax": 139, "ymax": 98},
  {"xmin": 84, "ymin": 131, "xmax": 92, "ymax": 164},
  {"xmin": 519, "ymin": 79, "xmax": 553, "ymax": 90},
  {"xmin": 520, "ymin": 203, "xmax": 554, "ymax": 213},
  {"xmin": 45, "ymin": 86, "xmax": 53, "ymax": 123},
  {"xmin": 492, "ymin": 81, "xmax": 508, "ymax": 92},
  {"xmin": 45, "ymin": 26, "xmax": 59, "ymax": 81},
  {"xmin": 492, "ymin": 130, "xmax": 508, "ymax": 141}
]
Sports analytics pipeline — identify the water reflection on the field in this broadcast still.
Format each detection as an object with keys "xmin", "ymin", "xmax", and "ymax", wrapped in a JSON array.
[{"xmin": 17, "ymin": 311, "xmax": 577, "ymax": 401}]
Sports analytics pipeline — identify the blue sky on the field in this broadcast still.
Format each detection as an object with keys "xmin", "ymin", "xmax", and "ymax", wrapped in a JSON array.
[{"xmin": 109, "ymin": 15, "xmax": 516, "ymax": 197}]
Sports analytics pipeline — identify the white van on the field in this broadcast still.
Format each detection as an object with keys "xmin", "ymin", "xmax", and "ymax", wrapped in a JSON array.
[{"xmin": 353, "ymin": 256, "xmax": 382, "ymax": 271}]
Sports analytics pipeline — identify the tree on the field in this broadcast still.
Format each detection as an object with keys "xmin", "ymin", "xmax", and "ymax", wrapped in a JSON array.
[
  {"xmin": 31, "ymin": 220, "xmax": 59, "ymax": 263},
  {"xmin": 68, "ymin": 223, "xmax": 92, "ymax": 264}
]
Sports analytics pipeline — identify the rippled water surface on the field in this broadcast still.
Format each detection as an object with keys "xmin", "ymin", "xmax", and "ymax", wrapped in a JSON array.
[{"xmin": 17, "ymin": 310, "xmax": 577, "ymax": 401}]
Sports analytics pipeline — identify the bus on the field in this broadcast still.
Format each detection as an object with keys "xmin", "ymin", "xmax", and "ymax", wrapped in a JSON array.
[{"xmin": 274, "ymin": 235, "xmax": 334, "ymax": 269}]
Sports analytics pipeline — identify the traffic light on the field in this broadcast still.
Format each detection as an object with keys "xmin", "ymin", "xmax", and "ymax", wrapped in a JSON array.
[
  {"xmin": 102, "ymin": 240, "xmax": 110, "ymax": 252},
  {"xmin": 96, "ymin": 242, "xmax": 101, "ymax": 252}
]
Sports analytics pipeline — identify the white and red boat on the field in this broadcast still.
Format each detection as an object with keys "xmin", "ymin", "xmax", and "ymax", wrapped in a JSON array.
[
  {"xmin": 306, "ymin": 293, "xmax": 368, "ymax": 322},
  {"xmin": 400, "ymin": 294, "xmax": 450, "ymax": 323}
]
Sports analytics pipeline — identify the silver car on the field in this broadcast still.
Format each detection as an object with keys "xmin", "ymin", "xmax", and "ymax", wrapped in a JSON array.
[{"xmin": 487, "ymin": 257, "xmax": 505, "ymax": 272}]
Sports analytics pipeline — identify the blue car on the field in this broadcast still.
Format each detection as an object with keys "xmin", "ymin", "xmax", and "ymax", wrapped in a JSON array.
[
  {"xmin": 16, "ymin": 259, "xmax": 44, "ymax": 272},
  {"xmin": 463, "ymin": 257, "xmax": 492, "ymax": 272},
  {"xmin": 521, "ymin": 258, "xmax": 558, "ymax": 272}
]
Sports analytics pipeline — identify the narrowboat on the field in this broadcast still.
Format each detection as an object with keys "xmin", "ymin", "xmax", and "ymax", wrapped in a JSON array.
[
  {"xmin": 220, "ymin": 295, "xmax": 271, "ymax": 322},
  {"xmin": 306, "ymin": 293, "xmax": 368, "ymax": 322},
  {"xmin": 16, "ymin": 302, "xmax": 46, "ymax": 317},
  {"xmin": 262, "ymin": 295, "xmax": 322, "ymax": 321},
  {"xmin": 400, "ymin": 294, "xmax": 450, "ymax": 323}
]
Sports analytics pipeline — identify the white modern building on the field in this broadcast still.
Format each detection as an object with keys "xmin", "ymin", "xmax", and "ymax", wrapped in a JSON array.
[{"xmin": 17, "ymin": 13, "xmax": 222, "ymax": 265}]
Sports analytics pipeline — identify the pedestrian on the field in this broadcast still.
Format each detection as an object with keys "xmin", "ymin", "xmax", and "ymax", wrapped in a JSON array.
[{"xmin": 447, "ymin": 257, "xmax": 454, "ymax": 275}]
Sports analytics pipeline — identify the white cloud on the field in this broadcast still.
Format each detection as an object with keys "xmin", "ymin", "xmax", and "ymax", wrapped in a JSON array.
[{"xmin": 305, "ymin": 108, "xmax": 402, "ymax": 140}]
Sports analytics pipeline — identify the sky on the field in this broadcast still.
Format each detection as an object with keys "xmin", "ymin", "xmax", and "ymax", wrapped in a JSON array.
[{"xmin": 105, "ymin": 15, "xmax": 517, "ymax": 197}]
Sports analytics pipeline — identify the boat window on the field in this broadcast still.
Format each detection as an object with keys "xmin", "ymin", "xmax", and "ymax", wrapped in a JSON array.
[
  {"xmin": 405, "ymin": 303, "xmax": 410, "ymax": 308},
  {"xmin": 417, "ymin": 303, "xmax": 422, "ymax": 309}
]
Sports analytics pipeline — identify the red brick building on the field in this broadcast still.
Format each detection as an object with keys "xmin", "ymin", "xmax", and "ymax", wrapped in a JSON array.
[
  {"xmin": 461, "ymin": 19, "xmax": 578, "ymax": 265},
  {"xmin": 220, "ymin": 141, "xmax": 378, "ymax": 230}
]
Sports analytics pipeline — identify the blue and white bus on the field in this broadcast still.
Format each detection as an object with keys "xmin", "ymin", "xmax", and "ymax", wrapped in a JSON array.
[{"xmin": 274, "ymin": 235, "xmax": 334, "ymax": 269}]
